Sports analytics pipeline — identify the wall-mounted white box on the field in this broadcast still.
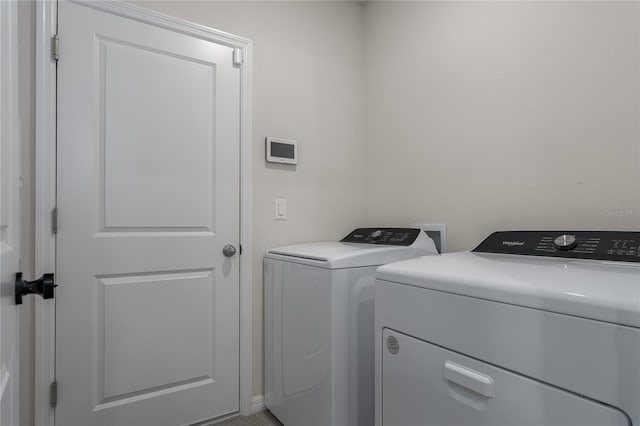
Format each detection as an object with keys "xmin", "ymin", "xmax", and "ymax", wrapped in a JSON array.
[{"xmin": 266, "ymin": 137, "xmax": 297, "ymax": 165}]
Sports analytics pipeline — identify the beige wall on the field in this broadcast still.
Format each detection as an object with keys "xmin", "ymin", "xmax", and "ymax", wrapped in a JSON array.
[
  {"xmin": 132, "ymin": 0, "xmax": 368, "ymax": 399},
  {"xmin": 364, "ymin": 1, "xmax": 640, "ymax": 251}
]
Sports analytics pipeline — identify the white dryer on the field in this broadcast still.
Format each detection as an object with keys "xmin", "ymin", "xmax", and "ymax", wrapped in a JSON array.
[
  {"xmin": 264, "ymin": 228, "xmax": 438, "ymax": 426},
  {"xmin": 375, "ymin": 230, "xmax": 640, "ymax": 426}
]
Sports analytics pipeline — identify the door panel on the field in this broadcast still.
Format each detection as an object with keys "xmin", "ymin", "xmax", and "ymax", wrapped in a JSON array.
[
  {"xmin": 56, "ymin": 2, "xmax": 240, "ymax": 425},
  {"xmin": 100, "ymin": 38, "xmax": 216, "ymax": 230},
  {"xmin": 100, "ymin": 270, "xmax": 214, "ymax": 400}
]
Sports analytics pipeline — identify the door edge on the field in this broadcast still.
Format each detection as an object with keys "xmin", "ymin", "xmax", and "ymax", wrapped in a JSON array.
[{"xmin": 34, "ymin": 0, "xmax": 57, "ymax": 425}]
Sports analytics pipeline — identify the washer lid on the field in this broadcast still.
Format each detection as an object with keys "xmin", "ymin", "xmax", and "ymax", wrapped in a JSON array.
[
  {"xmin": 376, "ymin": 252, "xmax": 640, "ymax": 328},
  {"xmin": 266, "ymin": 241, "xmax": 433, "ymax": 269}
]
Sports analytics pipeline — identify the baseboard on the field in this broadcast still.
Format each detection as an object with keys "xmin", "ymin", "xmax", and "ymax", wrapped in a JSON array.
[
  {"xmin": 249, "ymin": 395, "xmax": 265, "ymax": 415},
  {"xmin": 200, "ymin": 397, "xmax": 265, "ymax": 425}
]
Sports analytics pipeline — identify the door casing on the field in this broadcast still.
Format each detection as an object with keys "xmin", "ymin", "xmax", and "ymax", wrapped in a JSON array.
[
  {"xmin": 1, "ymin": 1, "xmax": 21, "ymax": 424},
  {"xmin": 33, "ymin": 2, "xmax": 253, "ymax": 424}
]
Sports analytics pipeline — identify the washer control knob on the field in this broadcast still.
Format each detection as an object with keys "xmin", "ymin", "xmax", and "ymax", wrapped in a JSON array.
[
  {"xmin": 554, "ymin": 234, "xmax": 577, "ymax": 251},
  {"xmin": 370, "ymin": 230, "xmax": 383, "ymax": 240}
]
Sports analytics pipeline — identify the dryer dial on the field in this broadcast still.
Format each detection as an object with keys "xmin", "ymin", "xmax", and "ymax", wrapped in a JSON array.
[
  {"xmin": 554, "ymin": 234, "xmax": 577, "ymax": 251},
  {"xmin": 370, "ymin": 230, "xmax": 383, "ymax": 240}
]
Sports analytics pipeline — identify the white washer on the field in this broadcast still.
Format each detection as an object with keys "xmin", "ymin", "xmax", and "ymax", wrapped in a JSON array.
[
  {"xmin": 264, "ymin": 228, "xmax": 439, "ymax": 426},
  {"xmin": 375, "ymin": 230, "xmax": 640, "ymax": 426}
]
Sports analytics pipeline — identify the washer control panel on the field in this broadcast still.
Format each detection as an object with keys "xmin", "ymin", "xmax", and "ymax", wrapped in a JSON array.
[
  {"xmin": 341, "ymin": 228, "xmax": 421, "ymax": 246},
  {"xmin": 473, "ymin": 231, "xmax": 640, "ymax": 262}
]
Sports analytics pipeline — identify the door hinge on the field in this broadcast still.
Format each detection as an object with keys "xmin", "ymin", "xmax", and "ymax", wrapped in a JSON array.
[
  {"xmin": 51, "ymin": 207, "xmax": 58, "ymax": 234},
  {"xmin": 52, "ymin": 34, "xmax": 59, "ymax": 61},
  {"xmin": 239, "ymin": 244, "xmax": 243, "ymax": 255},
  {"xmin": 232, "ymin": 48, "xmax": 243, "ymax": 67},
  {"xmin": 50, "ymin": 381, "xmax": 58, "ymax": 408}
]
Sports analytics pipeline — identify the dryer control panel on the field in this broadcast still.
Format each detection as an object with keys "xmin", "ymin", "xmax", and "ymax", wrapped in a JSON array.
[
  {"xmin": 341, "ymin": 228, "xmax": 421, "ymax": 246},
  {"xmin": 473, "ymin": 231, "xmax": 640, "ymax": 262}
]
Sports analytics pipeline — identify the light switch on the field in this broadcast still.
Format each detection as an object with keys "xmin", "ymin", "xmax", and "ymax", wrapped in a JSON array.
[{"xmin": 274, "ymin": 199, "xmax": 287, "ymax": 220}]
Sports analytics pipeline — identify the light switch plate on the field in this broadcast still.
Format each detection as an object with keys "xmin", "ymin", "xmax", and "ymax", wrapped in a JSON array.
[{"xmin": 274, "ymin": 199, "xmax": 287, "ymax": 220}]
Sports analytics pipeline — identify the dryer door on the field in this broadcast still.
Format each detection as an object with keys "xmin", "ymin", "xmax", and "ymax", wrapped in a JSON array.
[{"xmin": 381, "ymin": 329, "xmax": 630, "ymax": 426}]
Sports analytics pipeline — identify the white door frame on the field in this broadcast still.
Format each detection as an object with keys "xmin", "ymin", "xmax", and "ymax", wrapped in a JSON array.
[
  {"xmin": 34, "ymin": 2, "xmax": 253, "ymax": 424},
  {"xmin": 0, "ymin": 0, "xmax": 20, "ymax": 424}
]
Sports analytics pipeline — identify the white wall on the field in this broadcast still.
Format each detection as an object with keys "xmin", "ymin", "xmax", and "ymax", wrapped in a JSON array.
[
  {"xmin": 364, "ymin": 1, "xmax": 640, "ymax": 251},
  {"xmin": 133, "ymin": 0, "xmax": 367, "ymax": 399}
]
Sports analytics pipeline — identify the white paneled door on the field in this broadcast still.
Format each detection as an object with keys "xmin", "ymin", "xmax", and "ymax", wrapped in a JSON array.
[
  {"xmin": 56, "ymin": 2, "xmax": 241, "ymax": 425},
  {"xmin": 0, "ymin": 1, "xmax": 20, "ymax": 425}
]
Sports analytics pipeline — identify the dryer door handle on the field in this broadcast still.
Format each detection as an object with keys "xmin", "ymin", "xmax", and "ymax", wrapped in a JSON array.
[{"xmin": 444, "ymin": 361, "xmax": 495, "ymax": 398}]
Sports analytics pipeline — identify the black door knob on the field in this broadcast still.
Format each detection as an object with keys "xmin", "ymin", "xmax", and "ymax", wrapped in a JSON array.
[{"xmin": 15, "ymin": 272, "xmax": 57, "ymax": 305}]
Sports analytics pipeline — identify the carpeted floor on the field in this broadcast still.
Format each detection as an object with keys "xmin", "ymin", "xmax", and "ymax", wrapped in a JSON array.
[{"xmin": 214, "ymin": 410, "xmax": 282, "ymax": 426}]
